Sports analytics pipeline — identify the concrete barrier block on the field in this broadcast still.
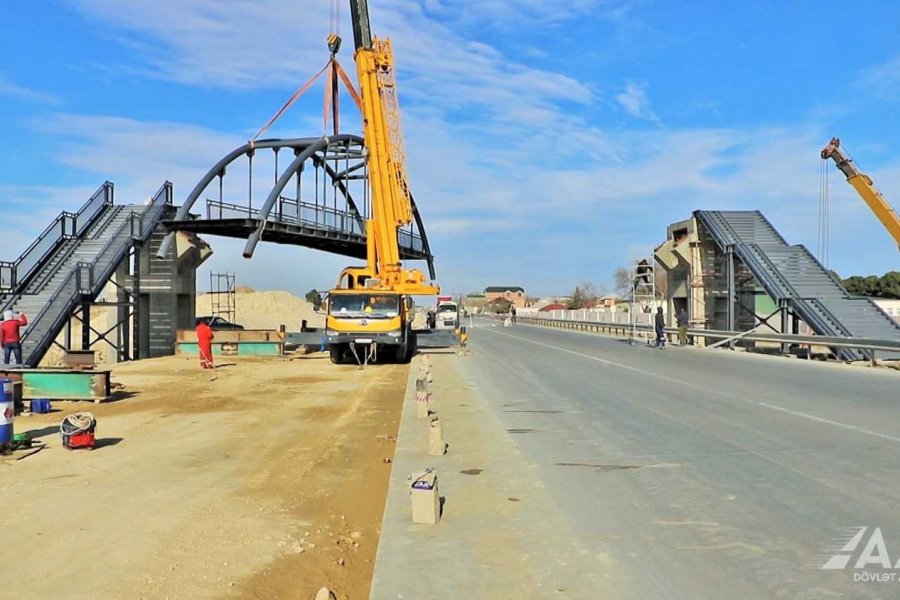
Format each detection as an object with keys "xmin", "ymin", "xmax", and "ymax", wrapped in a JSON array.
[
  {"xmin": 415, "ymin": 378, "xmax": 430, "ymax": 418},
  {"xmin": 410, "ymin": 469, "xmax": 440, "ymax": 524},
  {"xmin": 428, "ymin": 417, "xmax": 446, "ymax": 456}
]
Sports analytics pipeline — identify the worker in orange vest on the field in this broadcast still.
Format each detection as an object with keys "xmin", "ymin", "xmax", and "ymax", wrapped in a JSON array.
[{"xmin": 196, "ymin": 319, "xmax": 215, "ymax": 369}]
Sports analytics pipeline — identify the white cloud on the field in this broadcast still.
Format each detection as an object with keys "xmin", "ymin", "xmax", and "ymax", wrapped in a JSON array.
[
  {"xmin": 69, "ymin": 0, "xmax": 593, "ymax": 131},
  {"xmin": 436, "ymin": 0, "xmax": 637, "ymax": 26},
  {"xmin": 14, "ymin": 107, "xmax": 900, "ymax": 296},
  {"xmin": 858, "ymin": 54, "xmax": 900, "ymax": 100},
  {"xmin": 616, "ymin": 82, "xmax": 660, "ymax": 124},
  {"xmin": 11, "ymin": 1, "xmax": 900, "ymax": 296},
  {"xmin": 0, "ymin": 183, "xmax": 102, "ymax": 255},
  {"xmin": 0, "ymin": 73, "xmax": 60, "ymax": 104}
]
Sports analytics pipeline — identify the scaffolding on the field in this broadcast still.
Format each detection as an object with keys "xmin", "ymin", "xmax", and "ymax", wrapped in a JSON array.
[
  {"xmin": 209, "ymin": 272, "xmax": 236, "ymax": 324},
  {"xmin": 630, "ymin": 257, "xmax": 657, "ymax": 345}
]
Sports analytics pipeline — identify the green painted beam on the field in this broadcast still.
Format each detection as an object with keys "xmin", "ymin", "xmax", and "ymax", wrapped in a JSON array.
[
  {"xmin": 177, "ymin": 342, "xmax": 283, "ymax": 356},
  {"xmin": 15, "ymin": 371, "xmax": 110, "ymax": 401}
]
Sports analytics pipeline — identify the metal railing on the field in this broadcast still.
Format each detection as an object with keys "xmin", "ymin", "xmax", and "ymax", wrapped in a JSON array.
[
  {"xmin": 204, "ymin": 196, "xmax": 424, "ymax": 251},
  {"xmin": 205, "ymin": 197, "xmax": 365, "ymax": 235},
  {"xmin": 74, "ymin": 181, "xmax": 115, "ymax": 237},
  {"xmin": 510, "ymin": 315, "xmax": 900, "ymax": 365},
  {"xmin": 20, "ymin": 183, "xmax": 171, "ymax": 366},
  {"xmin": 0, "ymin": 183, "xmax": 113, "ymax": 294}
]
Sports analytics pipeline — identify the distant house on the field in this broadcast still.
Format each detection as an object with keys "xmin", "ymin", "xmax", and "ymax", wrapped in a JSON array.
[
  {"xmin": 598, "ymin": 294, "xmax": 624, "ymax": 308},
  {"xmin": 538, "ymin": 303, "xmax": 567, "ymax": 312},
  {"xmin": 484, "ymin": 286, "xmax": 527, "ymax": 308},
  {"xmin": 464, "ymin": 293, "xmax": 487, "ymax": 313}
]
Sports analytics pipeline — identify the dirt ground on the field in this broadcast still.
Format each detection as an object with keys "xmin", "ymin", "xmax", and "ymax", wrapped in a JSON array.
[{"xmin": 1, "ymin": 352, "xmax": 408, "ymax": 599}]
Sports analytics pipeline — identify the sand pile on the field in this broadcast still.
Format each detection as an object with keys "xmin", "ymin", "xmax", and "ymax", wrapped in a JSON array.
[{"xmin": 196, "ymin": 289, "xmax": 324, "ymax": 331}]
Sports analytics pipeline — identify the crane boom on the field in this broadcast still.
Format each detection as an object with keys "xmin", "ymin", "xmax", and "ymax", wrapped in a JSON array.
[
  {"xmin": 821, "ymin": 137, "xmax": 900, "ymax": 250},
  {"xmin": 338, "ymin": 0, "xmax": 437, "ymax": 294},
  {"xmin": 349, "ymin": 0, "xmax": 373, "ymax": 50},
  {"xmin": 322, "ymin": 0, "xmax": 440, "ymax": 366}
]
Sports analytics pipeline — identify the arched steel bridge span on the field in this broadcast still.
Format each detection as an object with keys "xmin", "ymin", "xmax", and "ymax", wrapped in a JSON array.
[{"xmin": 159, "ymin": 134, "xmax": 435, "ymax": 279}]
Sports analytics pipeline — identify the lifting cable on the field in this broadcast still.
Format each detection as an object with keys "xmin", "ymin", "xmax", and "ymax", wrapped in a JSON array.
[
  {"xmin": 250, "ymin": 0, "xmax": 360, "ymax": 143},
  {"xmin": 818, "ymin": 154, "xmax": 830, "ymax": 269}
]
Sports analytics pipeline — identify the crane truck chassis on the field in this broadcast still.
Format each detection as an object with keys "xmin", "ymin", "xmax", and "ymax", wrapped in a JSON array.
[
  {"xmin": 324, "ymin": 290, "xmax": 416, "ymax": 364},
  {"xmin": 282, "ymin": 0, "xmax": 458, "ymax": 364}
]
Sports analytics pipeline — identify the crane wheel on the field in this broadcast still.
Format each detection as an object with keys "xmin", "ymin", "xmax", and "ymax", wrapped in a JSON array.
[{"xmin": 329, "ymin": 345, "xmax": 344, "ymax": 365}]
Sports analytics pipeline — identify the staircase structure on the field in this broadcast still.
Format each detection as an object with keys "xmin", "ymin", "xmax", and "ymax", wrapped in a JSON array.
[
  {"xmin": 691, "ymin": 210, "xmax": 900, "ymax": 360},
  {"xmin": 0, "ymin": 182, "xmax": 187, "ymax": 366}
]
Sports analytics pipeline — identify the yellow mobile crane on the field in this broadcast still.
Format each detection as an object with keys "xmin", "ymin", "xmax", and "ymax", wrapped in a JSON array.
[
  {"xmin": 821, "ymin": 137, "xmax": 900, "ymax": 250},
  {"xmin": 324, "ymin": 0, "xmax": 440, "ymax": 364}
]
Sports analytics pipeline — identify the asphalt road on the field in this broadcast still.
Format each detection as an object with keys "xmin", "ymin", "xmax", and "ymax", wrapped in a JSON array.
[{"xmin": 463, "ymin": 321, "xmax": 900, "ymax": 599}]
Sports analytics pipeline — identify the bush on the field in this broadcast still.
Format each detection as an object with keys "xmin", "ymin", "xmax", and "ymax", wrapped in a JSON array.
[{"xmin": 305, "ymin": 289, "xmax": 323, "ymax": 310}]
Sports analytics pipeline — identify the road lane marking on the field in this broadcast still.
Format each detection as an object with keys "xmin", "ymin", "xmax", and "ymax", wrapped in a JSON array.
[{"xmin": 483, "ymin": 328, "xmax": 900, "ymax": 445}]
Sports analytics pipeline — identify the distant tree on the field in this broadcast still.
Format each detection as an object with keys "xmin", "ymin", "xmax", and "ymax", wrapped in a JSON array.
[
  {"xmin": 488, "ymin": 298, "xmax": 512, "ymax": 313},
  {"xmin": 305, "ymin": 289, "xmax": 323, "ymax": 310},
  {"xmin": 840, "ymin": 272, "xmax": 900, "ymax": 299},
  {"xmin": 566, "ymin": 281, "xmax": 605, "ymax": 309},
  {"xmin": 567, "ymin": 287, "xmax": 585, "ymax": 310},
  {"xmin": 614, "ymin": 268, "xmax": 632, "ymax": 299},
  {"xmin": 879, "ymin": 272, "xmax": 900, "ymax": 298}
]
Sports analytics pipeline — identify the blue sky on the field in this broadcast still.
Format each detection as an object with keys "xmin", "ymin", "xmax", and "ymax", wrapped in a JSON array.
[{"xmin": 2, "ymin": 1, "xmax": 900, "ymax": 298}]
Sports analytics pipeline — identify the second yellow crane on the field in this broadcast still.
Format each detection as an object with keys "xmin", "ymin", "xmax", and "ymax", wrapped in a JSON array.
[{"xmin": 821, "ymin": 137, "xmax": 900, "ymax": 250}]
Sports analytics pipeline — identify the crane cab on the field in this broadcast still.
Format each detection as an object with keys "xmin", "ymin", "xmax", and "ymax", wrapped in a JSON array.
[{"xmin": 324, "ymin": 288, "xmax": 415, "ymax": 364}]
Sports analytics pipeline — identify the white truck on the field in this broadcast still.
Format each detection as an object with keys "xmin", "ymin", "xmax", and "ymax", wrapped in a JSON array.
[{"xmin": 429, "ymin": 298, "xmax": 459, "ymax": 331}]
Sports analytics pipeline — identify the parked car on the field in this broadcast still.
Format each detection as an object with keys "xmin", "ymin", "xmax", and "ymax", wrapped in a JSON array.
[{"xmin": 196, "ymin": 315, "xmax": 244, "ymax": 330}]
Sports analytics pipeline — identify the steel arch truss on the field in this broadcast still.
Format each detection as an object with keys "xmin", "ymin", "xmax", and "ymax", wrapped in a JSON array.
[{"xmin": 160, "ymin": 135, "xmax": 435, "ymax": 278}]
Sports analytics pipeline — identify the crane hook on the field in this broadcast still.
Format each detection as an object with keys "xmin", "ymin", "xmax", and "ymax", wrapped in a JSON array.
[{"xmin": 327, "ymin": 33, "xmax": 342, "ymax": 57}]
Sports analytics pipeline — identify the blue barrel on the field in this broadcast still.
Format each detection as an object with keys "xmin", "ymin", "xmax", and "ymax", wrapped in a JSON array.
[{"xmin": 0, "ymin": 378, "xmax": 13, "ymax": 444}]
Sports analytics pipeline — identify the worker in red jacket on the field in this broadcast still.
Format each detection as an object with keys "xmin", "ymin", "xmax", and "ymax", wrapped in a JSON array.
[
  {"xmin": 1, "ymin": 310, "xmax": 28, "ymax": 365},
  {"xmin": 196, "ymin": 319, "xmax": 215, "ymax": 369}
]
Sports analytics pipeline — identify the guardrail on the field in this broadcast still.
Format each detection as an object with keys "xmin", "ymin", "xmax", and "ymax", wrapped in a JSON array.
[{"xmin": 505, "ymin": 315, "xmax": 900, "ymax": 365}]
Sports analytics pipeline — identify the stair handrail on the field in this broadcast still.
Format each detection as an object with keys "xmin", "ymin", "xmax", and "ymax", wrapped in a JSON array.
[
  {"xmin": 22, "ymin": 215, "xmax": 136, "ymax": 365},
  {"xmin": 74, "ymin": 181, "xmax": 114, "ymax": 237},
  {"xmin": 0, "ymin": 182, "xmax": 114, "ymax": 294},
  {"xmin": 140, "ymin": 181, "xmax": 173, "ymax": 240},
  {"xmin": 21, "ymin": 182, "xmax": 173, "ymax": 366},
  {"xmin": 0, "ymin": 213, "xmax": 69, "ymax": 294}
]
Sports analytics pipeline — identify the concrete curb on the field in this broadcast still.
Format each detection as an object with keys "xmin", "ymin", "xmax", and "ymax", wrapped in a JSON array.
[{"xmin": 369, "ymin": 350, "xmax": 609, "ymax": 599}]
